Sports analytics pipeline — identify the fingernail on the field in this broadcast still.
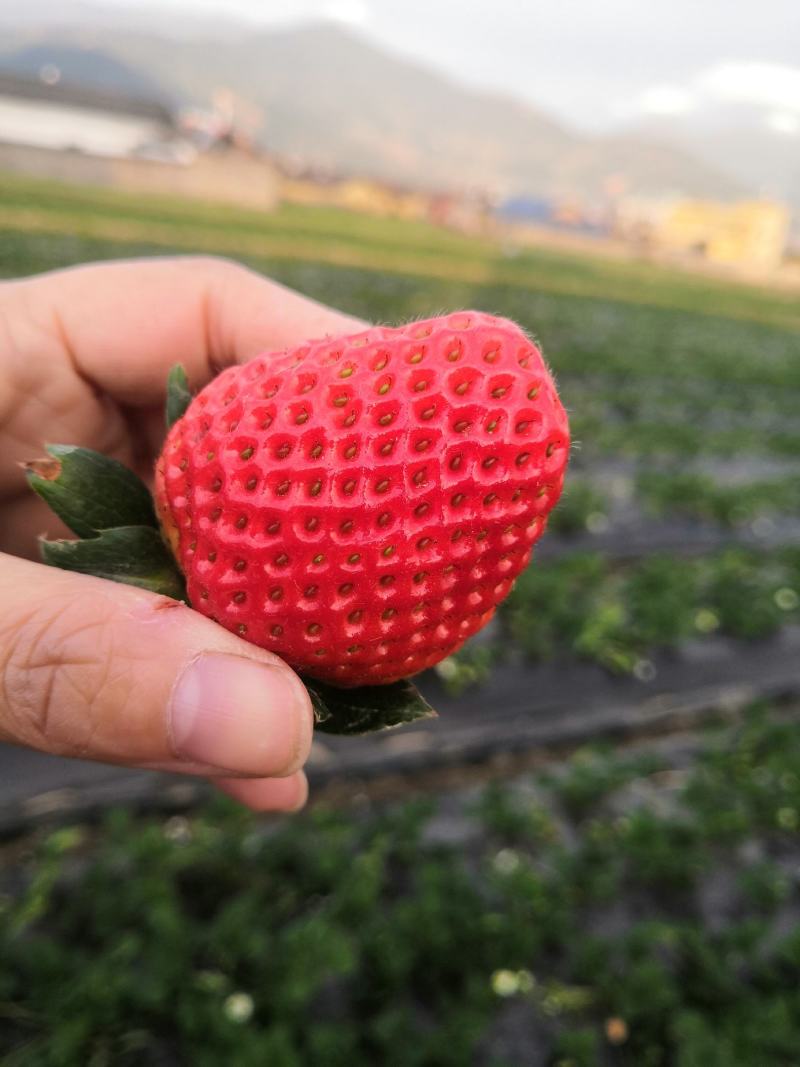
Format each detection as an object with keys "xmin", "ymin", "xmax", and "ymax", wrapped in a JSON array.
[
  {"xmin": 288, "ymin": 771, "xmax": 310, "ymax": 812},
  {"xmin": 215, "ymin": 771, "xmax": 309, "ymax": 813},
  {"xmin": 169, "ymin": 653, "xmax": 311, "ymax": 775}
]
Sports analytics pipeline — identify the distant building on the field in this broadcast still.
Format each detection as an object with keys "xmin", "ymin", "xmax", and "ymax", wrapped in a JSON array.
[
  {"xmin": 280, "ymin": 170, "xmax": 493, "ymax": 233},
  {"xmin": 0, "ymin": 71, "xmax": 279, "ymax": 210},
  {"xmin": 336, "ymin": 177, "xmax": 431, "ymax": 221},
  {"xmin": 656, "ymin": 200, "xmax": 791, "ymax": 273},
  {"xmin": 0, "ymin": 71, "xmax": 181, "ymax": 159},
  {"xmin": 281, "ymin": 170, "xmax": 433, "ymax": 221},
  {"xmin": 496, "ymin": 194, "xmax": 609, "ymax": 239},
  {"xmin": 617, "ymin": 196, "xmax": 791, "ymax": 274},
  {"xmin": 496, "ymin": 196, "xmax": 554, "ymax": 225}
]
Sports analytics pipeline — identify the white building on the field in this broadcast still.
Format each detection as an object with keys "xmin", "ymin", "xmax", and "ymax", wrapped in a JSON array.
[
  {"xmin": 0, "ymin": 70, "xmax": 279, "ymax": 211},
  {"xmin": 0, "ymin": 71, "xmax": 182, "ymax": 160}
]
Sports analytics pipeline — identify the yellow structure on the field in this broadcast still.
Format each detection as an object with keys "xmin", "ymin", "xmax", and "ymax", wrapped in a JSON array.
[
  {"xmin": 281, "ymin": 175, "xmax": 431, "ymax": 221},
  {"xmin": 336, "ymin": 178, "xmax": 431, "ymax": 221},
  {"xmin": 657, "ymin": 199, "xmax": 790, "ymax": 273}
]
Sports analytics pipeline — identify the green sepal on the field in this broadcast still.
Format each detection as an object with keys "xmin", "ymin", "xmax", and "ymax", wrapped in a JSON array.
[
  {"xmin": 307, "ymin": 677, "xmax": 436, "ymax": 735},
  {"xmin": 25, "ymin": 445, "xmax": 157, "ymax": 538},
  {"xmin": 166, "ymin": 365, "xmax": 192, "ymax": 429},
  {"xmin": 39, "ymin": 526, "xmax": 187, "ymax": 601}
]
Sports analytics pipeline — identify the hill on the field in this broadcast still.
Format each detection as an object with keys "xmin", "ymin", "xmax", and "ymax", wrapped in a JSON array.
[
  {"xmin": 633, "ymin": 103, "xmax": 800, "ymax": 215},
  {"xmin": 0, "ymin": 42, "xmax": 178, "ymax": 104},
  {"xmin": 0, "ymin": 12, "xmax": 741, "ymax": 200}
]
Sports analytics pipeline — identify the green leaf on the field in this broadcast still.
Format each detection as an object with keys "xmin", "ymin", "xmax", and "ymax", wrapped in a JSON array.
[
  {"xmin": 40, "ymin": 526, "xmax": 187, "ymax": 601},
  {"xmin": 166, "ymin": 365, "xmax": 192, "ymax": 429},
  {"xmin": 25, "ymin": 445, "xmax": 157, "ymax": 539},
  {"xmin": 307, "ymin": 677, "xmax": 436, "ymax": 735}
]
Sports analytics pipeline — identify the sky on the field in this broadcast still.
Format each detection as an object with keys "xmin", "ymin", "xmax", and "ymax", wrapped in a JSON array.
[{"xmin": 90, "ymin": 0, "xmax": 800, "ymax": 134}]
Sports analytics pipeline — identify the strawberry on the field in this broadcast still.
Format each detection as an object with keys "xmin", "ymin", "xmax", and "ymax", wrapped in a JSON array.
[{"xmin": 154, "ymin": 311, "xmax": 569, "ymax": 687}]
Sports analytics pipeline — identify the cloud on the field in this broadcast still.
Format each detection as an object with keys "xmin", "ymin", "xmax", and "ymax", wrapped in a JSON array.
[
  {"xmin": 766, "ymin": 111, "xmax": 800, "ymax": 136},
  {"xmin": 698, "ymin": 62, "xmax": 800, "ymax": 112},
  {"xmin": 324, "ymin": 0, "xmax": 370, "ymax": 25},
  {"xmin": 631, "ymin": 60, "xmax": 800, "ymax": 137},
  {"xmin": 637, "ymin": 85, "xmax": 697, "ymax": 116}
]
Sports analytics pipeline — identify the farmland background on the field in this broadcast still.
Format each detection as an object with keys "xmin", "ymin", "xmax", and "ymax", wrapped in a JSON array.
[{"xmin": 2, "ymin": 173, "xmax": 800, "ymax": 1065}]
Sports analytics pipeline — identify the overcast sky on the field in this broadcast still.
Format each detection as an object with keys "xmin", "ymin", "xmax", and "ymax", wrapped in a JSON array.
[{"xmin": 23, "ymin": 0, "xmax": 800, "ymax": 133}]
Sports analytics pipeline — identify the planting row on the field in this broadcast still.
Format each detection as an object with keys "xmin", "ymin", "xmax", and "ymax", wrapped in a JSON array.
[
  {"xmin": 4, "ymin": 707, "xmax": 800, "ymax": 1065},
  {"xmin": 439, "ymin": 546, "xmax": 800, "ymax": 691},
  {"xmin": 550, "ymin": 471, "xmax": 800, "ymax": 537},
  {"xmin": 6, "ymin": 224, "xmax": 798, "ymax": 467},
  {"xmin": 2, "ymin": 172, "xmax": 798, "ymax": 331}
]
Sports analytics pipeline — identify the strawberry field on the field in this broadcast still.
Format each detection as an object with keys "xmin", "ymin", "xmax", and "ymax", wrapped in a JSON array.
[
  {"xmin": 1, "ymin": 172, "xmax": 800, "ymax": 1064},
  {"xmin": 5, "ymin": 707, "xmax": 800, "ymax": 1065}
]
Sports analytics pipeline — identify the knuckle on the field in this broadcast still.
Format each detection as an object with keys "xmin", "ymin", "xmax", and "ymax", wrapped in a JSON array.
[{"xmin": 0, "ymin": 592, "xmax": 120, "ymax": 755}]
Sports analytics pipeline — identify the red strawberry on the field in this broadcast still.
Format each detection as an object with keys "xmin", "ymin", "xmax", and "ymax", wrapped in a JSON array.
[{"xmin": 154, "ymin": 311, "xmax": 569, "ymax": 687}]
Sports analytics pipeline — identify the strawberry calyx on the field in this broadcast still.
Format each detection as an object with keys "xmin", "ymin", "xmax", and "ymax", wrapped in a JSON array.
[
  {"xmin": 308, "ymin": 677, "xmax": 435, "ymax": 735},
  {"xmin": 25, "ymin": 444, "xmax": 186, "ymax": 602},
  {"xmin": 165, "ymin": 364, "xmax": 193, "ymax": 430},
  {"xmin": 25, "ymin": 443, "xmax": 159, "ymax": 536}
]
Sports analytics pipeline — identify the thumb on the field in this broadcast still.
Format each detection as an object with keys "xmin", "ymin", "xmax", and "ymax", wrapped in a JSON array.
[{"xmin": 0, "ymin": 553, "xmax": 313, "ymax": 778}]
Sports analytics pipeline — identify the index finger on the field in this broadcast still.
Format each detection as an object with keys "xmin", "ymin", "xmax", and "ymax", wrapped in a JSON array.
[{"xmin": 9, "ymin": 255, "xmax": 367, "ymax": 406}]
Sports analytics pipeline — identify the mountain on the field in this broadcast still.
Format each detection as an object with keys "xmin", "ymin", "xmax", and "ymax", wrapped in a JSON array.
[
  {"xmin": 0, "ymin": 11, "xmax": 741, "ymax": 202},
  {"xmin": 0, "ymin": 43, "xmax": 178, "ymax": 103},
  {"xmin": 0, "ymin": 0, "xmax": 248, "ymax": 41},
  {"xmin": 631, "ymin": 103, "xmax": 799, "ymax": 213}
]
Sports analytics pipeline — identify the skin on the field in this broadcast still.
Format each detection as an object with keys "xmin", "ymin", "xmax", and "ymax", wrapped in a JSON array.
[{"xmin": 0, "ymin": 256, "xmax": 365, "ymax": 812}]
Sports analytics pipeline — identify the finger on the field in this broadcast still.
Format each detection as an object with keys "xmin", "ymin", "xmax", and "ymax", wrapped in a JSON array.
[
  {"xmin": 214, "ymin": 771, "xmax": 309, "ymax": 813},
  {"xmin": 2, "ymin": 494, "xmax": 72, "ymax": 561},
  {"xmin": 0, "ymin": 553, "xmax": 314, "ymax": 777},
  {"xmin": 6, "ymin": 256, "xmax": 367, "ymax": 407}
]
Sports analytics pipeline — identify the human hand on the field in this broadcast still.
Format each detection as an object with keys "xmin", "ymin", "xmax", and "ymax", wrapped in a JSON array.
[{"xmin": 0, "ymin": 256, "xmax": 364, "ymax": 811}]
